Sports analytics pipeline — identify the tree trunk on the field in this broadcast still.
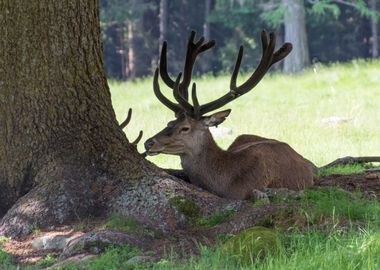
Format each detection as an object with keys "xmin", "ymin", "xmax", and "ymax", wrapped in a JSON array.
[
  {"xmin": 0, "ymin": 0, "xmax": 155, "ymax": 236},
  {"xmin": 201, "ymin": 0, "xmax": 212, "ymax": 72},
  {"xmin": 203, "ymin": 0, "xmax": 211, "ymax": 41},
  {"xmin": 159, "ymin": 0, "xmax": 168, "ymax": 57},
  {"xmin": 283, "ymin": 0, "xmax": 310, "ymax": 73},
  {"xmin": 0, "ymin": 0, "xmax": 245, "ymax": 240},
  {"xmin": 370, "ymin": 0, "xmax": 379, "ymax": 58},
  {"xmin": 127, "ymin": 19, "xmax": 136, "ymax": 78}
]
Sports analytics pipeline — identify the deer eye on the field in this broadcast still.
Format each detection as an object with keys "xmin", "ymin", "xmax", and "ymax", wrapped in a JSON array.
[{"xmin": 179, "ymin": 127, "xmax": 190, "ymax": 133}]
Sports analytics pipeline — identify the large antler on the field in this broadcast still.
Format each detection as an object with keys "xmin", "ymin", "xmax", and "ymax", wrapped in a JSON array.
[
  {"xmin": 159, "ymin": 31, "xmax": 215, "ymax": 100},
  {"xmin": 153, "ymin": 30, "xmax": 292, "ymax": 119},
  {"xmin": 193, "ymin": 31, "xmax": 292, "ymax": 117},
  {"xmin": 154, "ymin": 31, "xmax": 215, "ymax": 115}
]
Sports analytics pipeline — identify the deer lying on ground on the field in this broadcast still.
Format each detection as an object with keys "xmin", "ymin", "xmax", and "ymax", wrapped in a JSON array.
[{"xmin": 144, "ymin": 31, "xmax": 314, "ymax": 200}]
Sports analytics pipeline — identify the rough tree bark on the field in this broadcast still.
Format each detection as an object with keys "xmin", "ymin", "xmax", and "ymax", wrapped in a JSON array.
[
  {"xmin": 0, "ymin": 0, "xmax": 156, "ymax": 233},
  {"xmin": 283, "ymin": 0, "xmax": 310, "ymax": 73},
  {"xmin": 0, "ymin": 0, "xmax": 249, "ymax": 240}
]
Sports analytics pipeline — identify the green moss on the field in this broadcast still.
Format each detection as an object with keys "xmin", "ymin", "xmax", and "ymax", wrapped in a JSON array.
[
  {"xmin": 36, "ymin": 253, "xmax": 57, "ymax": 267},
  {"xmin": 220, "ymin": 226, "xmax": 279, "ymax": 265},
  {"xmin": 252, "ymin": 197, "xmax": 271, "ymax": 206},
  {"xmin": 104, "ymin": 214, "xmax": 142, "ymax": 233},
  {"xmin": 198, "ymin": 209, "xmax": 236, "ymax": 227},
  {"xmin": 168, "ymin": 196, "xmax": 200, "ymax": 223}
]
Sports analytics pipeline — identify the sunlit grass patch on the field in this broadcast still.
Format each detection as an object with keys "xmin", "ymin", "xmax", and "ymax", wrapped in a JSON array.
[
  {"xmin": 142, "ymin": 230, "xmax": 380, "ymax": 270},
  {"xmin": 110, "ymin": 60, "xmax": 380, "ymax": 169},
  {"xmin": 319, "ymin": 164, "xmax": 366, "ymax": 176},
  {"xmin": 54, "ymin": 245, "xmax": 140, "ymax": 270}
]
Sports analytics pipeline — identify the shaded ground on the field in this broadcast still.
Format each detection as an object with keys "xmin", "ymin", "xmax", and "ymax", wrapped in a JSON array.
[
  {"xmin": 317, "ymin": 172, "xmax": 380, "ymax": 201},
  {"xmin": 1, "ymin": 172, "xmax": 379, "ymax": 267}
]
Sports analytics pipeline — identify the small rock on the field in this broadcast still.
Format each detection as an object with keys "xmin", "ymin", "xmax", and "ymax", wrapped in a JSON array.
[
  {"xmin": 32, "ymin": 235, "xmax": 73, "ymax": 250},
  {"xmin": 365, "ymin": 173, "xmax": 379, "ymax": 180},
  {"xmin": 62, "ymin": 229, "xmax": 145, "ymax": 257},
  {"xmin": 47, "ymin": 254, "xmax": 95, "ymax": 269},
  {"xmin": 125, "ymin": 255, "xmax": 155, "ymax": 266},
  {"xmin": 321, "ymin": 116, "xmax": 353, "ymax": 127}
]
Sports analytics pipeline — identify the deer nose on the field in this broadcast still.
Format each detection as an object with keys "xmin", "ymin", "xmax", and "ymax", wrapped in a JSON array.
[{"xmin": 144, "ymin": 138, "xmax": 155, "ymax": 150}]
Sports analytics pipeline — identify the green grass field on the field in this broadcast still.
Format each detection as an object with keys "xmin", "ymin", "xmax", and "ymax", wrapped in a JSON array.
[{"xmin": 111, "ymin": 59, "xmax": 380, "ymax": 169}]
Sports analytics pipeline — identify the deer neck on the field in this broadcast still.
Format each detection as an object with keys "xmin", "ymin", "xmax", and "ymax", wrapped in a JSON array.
[{"xmin": 180, "ymin": 130, "xmax": 228, "ymax": 187}]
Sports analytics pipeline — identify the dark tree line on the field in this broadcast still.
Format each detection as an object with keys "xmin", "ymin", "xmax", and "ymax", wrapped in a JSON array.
[{"xmin": 100, "ymin": 0, "xmax": 379, "ymax": 79}]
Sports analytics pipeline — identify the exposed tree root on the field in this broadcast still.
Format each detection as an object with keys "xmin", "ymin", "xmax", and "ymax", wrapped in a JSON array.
[{"xmin": 320, "ymin": 156, "xmax": 380, "ymax": 170}]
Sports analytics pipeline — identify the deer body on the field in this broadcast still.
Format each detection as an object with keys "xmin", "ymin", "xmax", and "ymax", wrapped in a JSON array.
[
  {"xmin": 181, "ymin": 133, "xmax": 313, "ymax": 199},
  {"xmin": 144, "ymin": 30, "xmax": 314, "ymax": 200}
]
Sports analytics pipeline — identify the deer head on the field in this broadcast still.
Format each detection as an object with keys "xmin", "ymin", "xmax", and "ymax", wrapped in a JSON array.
[{"xmin": 144, "ymin": 30, "xmax": 292, "ymax": 157}]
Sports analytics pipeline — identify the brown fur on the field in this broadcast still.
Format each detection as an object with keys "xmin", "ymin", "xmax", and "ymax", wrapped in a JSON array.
[{"xmin": 145, "ymin": 115, "xmax": 314, "ymax": 200}]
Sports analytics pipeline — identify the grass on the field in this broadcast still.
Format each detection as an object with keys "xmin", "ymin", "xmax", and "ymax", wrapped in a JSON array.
[
  {"xmin": 110, "ymin": 59, "xmax": 380, "ymax": 169},
  {"xmin": 319, "ymin": 163, "xmax": 367, "ymax": 176},
  {"xmin": 0, "ymin": 249, "xmax": 14, "ymax": 269},
  {"xmin": 53, "ymin": 245, "xmax": 140, "ymax": 270},
  {"xmin": 35, "ymin": 253, "xmax": 57, "ymax": 267},
  {"xmin": 298, "ymin": 188, "xmax": 380, "ymax": 225},
  {"xmin": 146, "ymin": 230, "xmax": 380, "ymax": 270}
]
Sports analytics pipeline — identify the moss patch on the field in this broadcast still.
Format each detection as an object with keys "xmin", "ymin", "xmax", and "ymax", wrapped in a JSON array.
[
  {"xmin": 221, "ymin": 226, "xmax": 279, "ymax": 265},
  {"xmin": 102, "ymin": 214, "xmax": 157, "ymax": 237},
  {"xmin": 198, "ymin": 209, "xmax": 236, "ymax": 228},
  {"xmin": 168, "ymin": 196, "xmax": 200, "ymax": 223}
]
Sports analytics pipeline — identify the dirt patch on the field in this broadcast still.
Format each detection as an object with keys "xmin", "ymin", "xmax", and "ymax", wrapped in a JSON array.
[
  {"xmin": 316, "ymin": 173, "xmax": 380, "ymax": 200},
  {"xmin": 2, "ymin": 225, "xmax": 82, "ymax": 265}
]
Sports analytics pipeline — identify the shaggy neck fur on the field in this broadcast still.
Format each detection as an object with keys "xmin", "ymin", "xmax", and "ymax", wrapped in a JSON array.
[{"xmin": 180, "ymin": 130, "xmax": 231, "ymax": 193}]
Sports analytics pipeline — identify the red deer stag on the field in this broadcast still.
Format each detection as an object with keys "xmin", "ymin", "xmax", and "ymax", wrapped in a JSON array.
[{"xmin": 144, "ymin": 31, "xmax": 314, "ymax": 200}]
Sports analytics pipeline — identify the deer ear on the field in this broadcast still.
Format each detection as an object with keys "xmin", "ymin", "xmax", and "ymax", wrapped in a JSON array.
[{"xmin": 203, "ymin": 109, "xmax": 231, "ymax": 127}]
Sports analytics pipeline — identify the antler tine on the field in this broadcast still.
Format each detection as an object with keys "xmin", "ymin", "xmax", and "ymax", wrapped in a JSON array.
[
  {"xmin": 230, "ymin": 46, "xmax": 244, "ymax": 91},
  {"xmin": 173, "ymin": 73, "xmax": 193, "ymax": 114},
  {"xmin": 119, "ymin": 110, "xmax": 144, "ymax": 147},
  {"xmin": 180, "ymin": 31, "xmax": 215, "ymax": 101},
  {"xmin": 191, "ymin": 83, "xmax": 200, "ymax": 119},
  {"xmin": 153, "ymin": 68, "xmax": 182, "ymax": 114},
  {"xmin": 271, "ymin": 42, "xmax": 293, "ymax": 65},
  {"xmin": 132, "ymin": 130, "xmax": 143, "ymax": 145},
  {"xmin": 120, "ymin": 108, "xmax": 132, "ymax": 129},
  {"xmin": 197, "ymin": 31, "xmax": 292, "ymax": 116},
  {"xmin": 159, "ymin": 42, "xmax": 175, "ymax": 88},
  {"xmin": 232, "ymin": 31, "xmax": 276, "ymax": 94}
]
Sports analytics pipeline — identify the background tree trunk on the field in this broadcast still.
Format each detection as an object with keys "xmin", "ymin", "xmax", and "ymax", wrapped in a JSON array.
[
  {"xmin": 127, "ymin": 19, "xmax": 136, "ymax": 78},
  {"xmin": 201, "ymin": 0, "xmax": 212, "ymax": 72},
  {"xmin": 283, "ymin": 0, "xmax": 310, "ymax": 73},
  {"xmin": 159, "ymin": 0, "xmax": 168, "ymax": 57},
  {"xmin": 370, "ymin": 0, "xmax": 379, "ymax": 58}
]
